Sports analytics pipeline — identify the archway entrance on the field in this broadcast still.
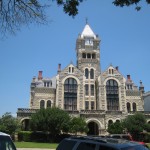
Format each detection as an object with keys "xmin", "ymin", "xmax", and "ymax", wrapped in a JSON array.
[
  {"xmin": 21, "ymin": 119, "xmax": 30, "ymax": 131},
  {"xmin": 87, "ymin": 122, "xmax": 99, "ymax": 135}
]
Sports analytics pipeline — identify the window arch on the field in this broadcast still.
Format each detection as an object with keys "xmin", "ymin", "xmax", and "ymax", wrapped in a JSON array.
[
  {"xmin": 127, "ymin": 102, "xmax": 131, "ymax": 113},
  {"xmin": 64, "ymin": 78, "xmax": 77, "ymax": 111},
  {"xmin": 90, "ymin": 69, "xmax": 94, "ymax": 79},
  {"xmin": 47, "ymin": 100, "xmax": 51, "ymax": 108},
  {"xmin": 106, "ymin": 79, "xmax": 119, "ymax": 111},
  {"xmin": 108, "ymin": 120, "xmax": 113, "ymax": 126},
  {"xmin": 85, "ymin": 68, "xmax": 89, "ymax": 79},
  {"xmin": 116, "ymin": 120, "xmax": 120, "ymax": 123},
  {"xmin": 133, "ymin": 102, "xmax": 136, "ymax": 112},
  {"xmin": 40, "ymin": 100, "xmax": 45, "ymax": 109}
]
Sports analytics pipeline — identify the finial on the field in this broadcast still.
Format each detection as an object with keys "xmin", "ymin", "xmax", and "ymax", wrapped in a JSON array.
[{"xmin": 86, "ymin": 17, "xmax": 88, "ymax": 24}]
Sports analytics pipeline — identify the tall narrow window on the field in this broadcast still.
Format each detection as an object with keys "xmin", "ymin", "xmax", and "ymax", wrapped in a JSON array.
[
  {"xmin": 64, "ymin": 78, "xmax": 77, "ymax": 111},
  {"xmin": 127, "ymin": 102, "xmax": 131, "ymax": 113},
  {"xmin": 85, "ymin": 101, "xmax": 89, "ymax": 110},
  {"xmin": 40, "ymin": 100, "xmax": 45, "ymax": 109},
  {"xmin": 91, "ymin": 84, "xmax": 94, "ymax": 96},
  {"xmin": 85, "ymin": 84, "xmax": 89, "ymax": 96},
  {"xmin": 85, "ymin": 68, "xmax": 89, "ymax": 79},
  {"xmin": 90, "ymin": 69, "xmax": 94, "ymax": 79},
  {"xmin": 47, "ymin": 100, "xmax": 51, "ymax": 108},
  {"xmin": 106, "ymin": 79, "xmax": 119, "ymax": 111},
  {"xmin": 82, "ymin": 53, "xmax": 86, "ymax": 58},
  {"xmin": 108, "ymin": 120, "xmax": 113, "ymax": 126},
  {"xmin": 133, "ymin": 102, "xmax": 136, "ymax": 112},
  {"xmin": 91, "ymin": 101, "xmax": 94, "ymax": 110}
]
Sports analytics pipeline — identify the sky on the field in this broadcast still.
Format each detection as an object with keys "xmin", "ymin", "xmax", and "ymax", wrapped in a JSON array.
[{"xmin": 0, "ymin": 0, "xmax": 150, "ymax": 117}]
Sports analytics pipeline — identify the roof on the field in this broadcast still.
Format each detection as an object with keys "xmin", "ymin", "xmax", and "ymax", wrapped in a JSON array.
[
  {"xmin": 81, "ymin": 24, "xmax": 96, "ymax": 39},
  {"xmin": 0, "ymin": 132, "xmax": 10, "ymax": 136}
]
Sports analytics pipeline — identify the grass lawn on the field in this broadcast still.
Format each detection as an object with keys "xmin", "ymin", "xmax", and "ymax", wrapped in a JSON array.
[{"xmin": 14, "ymin": 142, "xmax": 58, "ymax": 149}]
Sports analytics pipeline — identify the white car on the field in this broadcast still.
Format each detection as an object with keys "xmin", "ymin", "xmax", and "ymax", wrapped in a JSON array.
[{"xmin": 0, "ymin": 132, "xmax": 17, "ymax": 150}]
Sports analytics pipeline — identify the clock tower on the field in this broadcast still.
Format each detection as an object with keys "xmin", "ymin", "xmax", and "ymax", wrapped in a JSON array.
[{"xmin": 76, "ymin": 23, "xmax": 101, "ymax": 77}]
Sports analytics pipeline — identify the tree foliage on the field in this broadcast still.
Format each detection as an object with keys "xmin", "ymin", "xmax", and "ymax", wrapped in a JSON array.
[
  {"xmin": 30, "ymin": 107, "xmax": 70, "ymax": 136},
  {"xmin": 69, "ymin": 117, "xmax": 88, "ymax": 135},
  {"xmin": 1, "ymin": 0, "xmax": 149, "ymax": 37},
  {"xmin": 107, "ymin": 121, "xmax": 124, "ymax": 134},
  {"xmin": 113, "ymin": 0, "xmax": 150, "ymax": 11},
  {"xmin": 0, "ymin": 112, "xmax": 20, "ymax": 135},
  {"xmin": 122, "ymin": 113, "xmax": 148, "ymax": 140}
]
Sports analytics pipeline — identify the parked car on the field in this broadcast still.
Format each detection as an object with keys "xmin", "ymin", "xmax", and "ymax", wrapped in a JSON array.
[
  {"xmin": 0, "ymin": 132, "xmax": 17, "ymax": 150},
  {"xmin": 56, "ymin": 136, "xmax": 149, "ymax": 150}
]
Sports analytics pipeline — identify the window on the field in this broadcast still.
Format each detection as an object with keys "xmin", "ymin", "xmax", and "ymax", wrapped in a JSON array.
[
  {"xmin": 64, "ymin": 78, "xmax": 77, "ymax": 111},
  {"xmin": 87, "ymin": 53, "xmax": 91, "ymax": 58},
  {"xmin": 69, "ymin": 67, "xmax": 74, "ymax": 73},
  {"xmin": 91, "ymin": 84, "xmax": 94, "ymax": 96},
  {"xmin": 77, "ymin": 142, "xmax": 96, "ymax": 150},
  {"xmin": 106, "ymin": 80, "xmax": 119, "ymax": 111},
  {"xmin": 99, "ymin": 145, "xmax": 116, "ymax": 150},
  {"xmin": 44, "ymin": 81, "xmax": 51, "ymax": 87},
  {"xmin": 85, "ymin": 68, "xmax": 89, "ymax": 79},
  {"xmin": 91, "ymin": 101, "xmax": 94, "ymax": 110},
  {"xmin": 85, "ymin": 101, "xmax": 89, "ymax": 110},
  {"xmin": 0, "ymin": 135, "xmax": 17, "ymax": 150},
  {"xmin": 40, "ymin": 100, "xmax": 45, "ymax": 109},
  {"xmin": 133, "ymin": 102, "xmax": 136, "ymax": 112},
  {"xmin": 57, "ymin": 139, "xmax": 77, "ymax": 150},
  {"xmin": 47, "ymin": 100, "xmax": 51, "ymax": 108},
  {"xmin": 90, "ymin": 69, "xmax": 94, "ymax": 79},
  {"xmin": 85, "ymin": 84, "xmax": 89, "ymax": 96},
  {"xmin": 127, "ymin": 102, "xmax": 131, "ymax": 112},
  {"xmin": 82, "ymin": 53, "xmax": 86, "ymax": 58},
  {"xmin": 92, "ymin": 53, "xmax": 96, "ymax": 59},
  {"xmin": 108, "ymin": 120, "xmax": 113, "ymax": 126}
]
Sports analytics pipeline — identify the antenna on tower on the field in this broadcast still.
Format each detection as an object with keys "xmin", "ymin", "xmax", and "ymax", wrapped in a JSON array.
[{"xmin": 85, "ymin": 17, "xmax": 88, "ymax": 24}]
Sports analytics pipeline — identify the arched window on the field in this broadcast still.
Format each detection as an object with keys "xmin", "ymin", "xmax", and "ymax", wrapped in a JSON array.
[
  {"xmin": 116, "ymin": 120, "xmax": 120, "ymax": 123},
  {"xmin": 85, "ymin": 68, "xmax": 89, "ymax": 79},
  {"xmin": 106, "ymin": 79, "xmax": 119, "ymax": 111},
  {"xmin": 108, "ymin": 120, "xmax": 113, "ymax": 126},
  {"xmin": 40, "ymin": 100, "xmax": 45, "ymax": 109},
  {"xmin": 47, "ymin": 100, "xmax": 51, "ymax": 108},
  {"xmin": 133, "ymin": 102, "xmax": 136, "ymax": 112},
  {"xmin": 64, "ymin": 78, "xmax": 77, "ymax": 111},
  {"xmin": 127, "ymin": 102, "xmax": 131, "ymax": 113},
  {"xmin": 82, "ymin": 53, "xmax": 86, "ymax": 58},
  {"xmin": 90, "ymin": 69, "xmax": 94, "ymax": 79}
]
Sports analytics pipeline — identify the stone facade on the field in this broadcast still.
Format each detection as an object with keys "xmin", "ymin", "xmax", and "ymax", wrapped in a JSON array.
[{"xmin": 17, "ymin": 24, "xmax": 149, "ymax": 134}]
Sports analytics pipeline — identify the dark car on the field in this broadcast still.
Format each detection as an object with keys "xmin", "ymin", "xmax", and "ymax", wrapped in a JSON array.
[
  {"xmin": 0, "ymin": 132, "xmax": 17, "ymax": 150},
  {"xmin": 56, "ymin": 136, "xmax": 149, "ymax": 150}
]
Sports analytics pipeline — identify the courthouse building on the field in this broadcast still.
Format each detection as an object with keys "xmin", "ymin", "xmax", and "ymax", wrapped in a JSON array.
[{"xmin": 17, "ymin": 23, "xmax": 149, "ymax": 135}]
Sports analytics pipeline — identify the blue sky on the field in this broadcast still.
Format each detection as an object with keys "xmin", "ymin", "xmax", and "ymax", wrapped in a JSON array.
[{"xmin": 0, "ymin": 0, "xmax": 150, "ymax": 117}]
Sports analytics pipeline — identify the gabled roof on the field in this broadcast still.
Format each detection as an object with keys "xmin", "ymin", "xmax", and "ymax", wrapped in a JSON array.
[{"xmin": 81, "ymin": 24, "xmax": 96, "ymax": 39}]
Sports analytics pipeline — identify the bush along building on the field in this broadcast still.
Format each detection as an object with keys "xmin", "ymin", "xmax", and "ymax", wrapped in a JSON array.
[{"xmin": 17, "ymin": 23, "xmax": 150, "ymax": 134}]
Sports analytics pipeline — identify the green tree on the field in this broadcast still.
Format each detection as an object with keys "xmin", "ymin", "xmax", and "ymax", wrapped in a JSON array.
[
  {"xmin": 1, "ymin": 0, "xmax": 149, "ymax": 36},
  {"xmin": 107, "ymin": 121, "xmax": 124, "ymax": 134},
  {"xmin": 69, "ymin": 117, "xmax": 88, "ymax": 135},
  {"xmin": 0, "ymin": 112, "xmax": 20, "ymax": 136},
  {"xmin": 30, "ymin": 107, "xmax": 70, "ymax": 137},
  {"xmin": 113, "ymin": 0, "xmax": 150, "ymax": 11},
  {"xmin": 122, "ymin": 113, "xmax": 148, "ymax": 140}
]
